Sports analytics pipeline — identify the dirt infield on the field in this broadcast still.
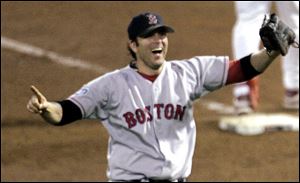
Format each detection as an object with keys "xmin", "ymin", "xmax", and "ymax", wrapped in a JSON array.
[{"xmin": 1, "ymin": 2, "xmax": 299, "ymax": 181}]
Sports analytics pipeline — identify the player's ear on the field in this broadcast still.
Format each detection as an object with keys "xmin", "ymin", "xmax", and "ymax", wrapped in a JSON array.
[{"xmin": 128, "ymin": 40, "xmax": 138, "ymax": 53}]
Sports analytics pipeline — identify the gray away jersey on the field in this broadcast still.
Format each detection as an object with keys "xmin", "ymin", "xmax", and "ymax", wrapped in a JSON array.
[{"xmin": 68, "ymin": 56, "xmax": 229, "ymax": 180}]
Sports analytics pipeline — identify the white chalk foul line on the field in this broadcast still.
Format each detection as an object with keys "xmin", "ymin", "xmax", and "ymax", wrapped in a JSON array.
[{"xmin": 1, "ymin": 36, "xmax": 109, "ymax": 74}]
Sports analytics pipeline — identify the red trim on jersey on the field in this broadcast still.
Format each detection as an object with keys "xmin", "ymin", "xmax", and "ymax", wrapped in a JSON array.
[
  {"xmin": 226, "ymin": 60, "xmax": 246, "ymax": 85},
  {"xmin": 138, "ymin": 72, "xmax": 159, "ymax": 82}
]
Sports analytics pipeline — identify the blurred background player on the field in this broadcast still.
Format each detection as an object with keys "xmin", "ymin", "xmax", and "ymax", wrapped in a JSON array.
[{"xmin": 232, "ymin": 1, "xmax": 299, "ymax": 114}]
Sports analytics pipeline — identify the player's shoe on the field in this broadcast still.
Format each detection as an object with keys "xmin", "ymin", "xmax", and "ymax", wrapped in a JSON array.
[
  {"xmin": 283, "ymin": 89, "xmax": 299, "ymax": 110},
  {"xmin": 233, "ymin": 95, "xmax": 254, "ymax": 115}
]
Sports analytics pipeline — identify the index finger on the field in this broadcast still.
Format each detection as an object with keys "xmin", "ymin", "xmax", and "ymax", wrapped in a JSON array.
[{"xmin": 30, "ymin": 85, "xmax": 43, "ymax": 103}]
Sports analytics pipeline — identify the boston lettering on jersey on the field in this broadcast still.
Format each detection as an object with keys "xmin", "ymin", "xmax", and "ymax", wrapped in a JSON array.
[{"xmin": 123, "ymin": 103, "xmax": 186, "ymax": 128}]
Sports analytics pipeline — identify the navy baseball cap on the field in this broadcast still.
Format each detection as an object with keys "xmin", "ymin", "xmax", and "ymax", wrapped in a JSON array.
[{"xmin": 128, "ymin": 12, "xmax": 175, "ymax": 40}]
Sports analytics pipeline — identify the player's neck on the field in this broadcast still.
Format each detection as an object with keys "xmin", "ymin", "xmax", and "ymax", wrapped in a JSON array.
[
  {"xmin": 137, "ymin": 71, "xmax": 159, "ymax": 82},
  {"xmin": 136, "ymin": 60, "xmax": 164, "ymax": 76}
]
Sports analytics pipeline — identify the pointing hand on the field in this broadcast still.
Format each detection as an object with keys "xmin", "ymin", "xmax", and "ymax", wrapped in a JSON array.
[{"xmin": 27, "ymin": 85, "xmax": 49, "ymax": 114}]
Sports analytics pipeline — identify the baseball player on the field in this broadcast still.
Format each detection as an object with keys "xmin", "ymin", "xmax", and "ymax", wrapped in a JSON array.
[
  {"xmin": 27, "ymin": 12, "xmax": 297, "ymax": 181},
  {"xmin": 232, "ymin": 1, "xmax": 299, "ymax": 114}
]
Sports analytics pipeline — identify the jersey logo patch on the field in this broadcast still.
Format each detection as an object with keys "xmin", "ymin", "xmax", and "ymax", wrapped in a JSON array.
[{"xmin": 75, "ymin": 88, "xmax": 89, "ymax": 96}]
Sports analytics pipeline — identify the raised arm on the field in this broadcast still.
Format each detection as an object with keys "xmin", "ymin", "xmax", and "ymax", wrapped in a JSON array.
[
  {"xmin": 226, "ymin": 13, "xmax": 298, "ymax": 85},
  {"xmin": 250, "ymin": 49, "xmax": 280, "ymax": 73}
]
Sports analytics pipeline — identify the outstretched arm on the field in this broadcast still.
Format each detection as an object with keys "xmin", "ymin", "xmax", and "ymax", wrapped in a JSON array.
[
  {"xmin": 226, "ymin": 13, "xmax": 297, "ymax": 85},
  {"xmin": 226, "ymin": 49, "xmax": 280, "ymax": 85},
  {"xmin": 250, "ymin": 49, "xmax": 280, "ymax": 73}
]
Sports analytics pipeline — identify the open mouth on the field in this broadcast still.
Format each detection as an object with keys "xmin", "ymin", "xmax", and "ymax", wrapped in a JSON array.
[{"xmin": 151, "ymin": 48, "xmax": 163, "ymax": 54}]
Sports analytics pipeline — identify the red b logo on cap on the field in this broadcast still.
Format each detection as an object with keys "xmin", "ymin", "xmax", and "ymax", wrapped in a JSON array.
[{"xmin": 146, "ymin": 14, "xmax": 158, "ymax": 25}]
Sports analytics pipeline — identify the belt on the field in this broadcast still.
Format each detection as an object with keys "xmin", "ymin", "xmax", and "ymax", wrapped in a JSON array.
[{"xmin": 129, "ymin": 178, "xmax": 187, "ymax": 182}]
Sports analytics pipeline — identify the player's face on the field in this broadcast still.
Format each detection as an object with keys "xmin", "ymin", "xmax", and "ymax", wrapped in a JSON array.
[{"xmin": 134, "ymin": 30, "xmax": 168, "ymax": 74}]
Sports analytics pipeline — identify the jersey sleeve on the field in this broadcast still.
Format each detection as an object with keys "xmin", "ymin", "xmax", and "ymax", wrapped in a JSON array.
[
  {"xmin": 67, "ymin": 73, "xmax": 112, "ymax": 120},
  {"xmin": 178, "ymin": 56, "xmax": 229, "ymax": 99}
]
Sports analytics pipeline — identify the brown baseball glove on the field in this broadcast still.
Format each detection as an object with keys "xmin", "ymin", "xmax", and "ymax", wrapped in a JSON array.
[{"xmin": 259, "ymin": 13, "xmax": 299, "ymax": 56}]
